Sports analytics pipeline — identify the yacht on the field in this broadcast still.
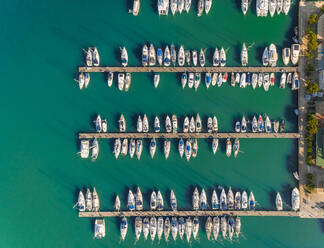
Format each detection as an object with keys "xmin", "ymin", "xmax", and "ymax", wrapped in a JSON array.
[
  {"xmin": 192, "ymin": 138, "xmax": 198, "ymax": 158},
  {"xmin": 242, "ymin": 0, "xmax": 249, "ymax": 15},
  {"xmin": 157, "ymin": 190, "xmax": 164, "ymax": 210},
  {"xmin": 178, "ymin": 45, "xmax": 185, "ymax": 66},
  {"xmin": 185, "ymin": 139, "xmax": 192, "ymax": 161},
  {"xmin": 270, "ymin": 72, "xmax": 275, "ymax": 86},
  {"xmin": 121, "ymin": 139, "xmax": 128, "ymax": 156},
  {"xmin": 256, "ymin": 0, "xmax": 269, "ymax": 17},
  {"xmin": 150, "ymin": 217, "xmax": 157, "ymax": 241},
  {"xmin": 185, "ymin": 217, "xmax": 192, "ymax": 243},
  {"xmin": 143, "ymin": 114, "xmax": 149, "ymax": 132},
  {"xmin": 194, "ymin": 72, "xmax": 201, "ymax": 90},
  {"xmin": 263, "ymin": 73, "xmax": 270, "ymax": 91},
  {"xmin": 85, "ymin": 188, "xmax": 92, "ymax": 211},
  {"xmin": 171, "ymin": 217, "xmax": 178, "ymax": 240},
  {"xmin": 107, "ymin": 72, "xmax": 113, "ymax": 87},
  {"xmin": 196, "ymin": 114, "xmax": 202, "ymax": 132},
  {"xmin": 157, "ymin": 217, "xmax": 164, "ymax": 241},
  {"xmin": 252, "ymin": 116, "xmax": 258, "ymax": 133},
  {"xmin": 172, "ymin": 114, "xmax": 178, "ymax": 133},
  {"xmin": 205, "ymin": 0, "xmax": 212, "ymax": 14},
  {"xmin": 291, "ymin": 187, "xmax": 300, "ymax": 211},
  {"xmin": 164, "ymin": 139, "xmax": 171, "ymax": 159},
  {"xmin": 240, "ymin": 72, "xmax": 246, "ymax": 88},
  {"xmin": 280, "ymin": 72, "xmax": 286, "ymax": 89},
  {"xmin": 85, "ymin": 47, "xmax": 92, "ymax": 66},
  {"xmin": 136, "ymin": 139, "xmax": 143, "ymax": 160},
  {"xmin": 171, "ymin": 0, "xmax": 177, "ymax": 15},
  {"xmin": 227, "ymin": 187, "xmax": 234, "ymax": 210},
  {"xmin": 179, "ymin": 138, "xmax": 185, "ymax": 158},
  {"xmin": 235, "ymin": 121, "xmax": 241, "ymax": 133},
  {"xmin": 220, "ymin": 47, "xmax": 226, "ymax": 66},
  {"xmin": 282, "ymin": 47, "xmax": 290, "ymax": 65},
  {"xmin": 280, "ymin": 119, "xmax": 285, "ymax": 132},
  {"xmin": 221, "ymin": 216, "xmax": 227, "ymax": 239},
  {"xmin": 102, "ymin": 119, "xmax": 107, "ymax": 133},
  {"xmin": 77, "ymin": 190, "xmax": 85, "ymax": 211},
  {"xmin": 185, "ymin": 50, "xmax": 191, "ymax": 65},
  {"xmin": 185, "ymin": 0, "xmax": 192, "ymax": 13},
  {"xmin": 157, "ymin": 0, "xmax": 169, "ymax": 15},
  {"xmin": 197, "ymin": 0, "xmax": 204, "ymax": 16},
  {"xmin": 269, "ymin": 0, "xmax": 276, "ymax": 17},
  {"xmin": 223, "ymin": 72, "xmax": 228, "ymax": 82},
  {"xmin": 132, "ymin": 0, "xmax": 140, "ymax": 16},
  {"xmin": 235, "ymin": 217, "xmax": 241, "ymax": 238},
  {"xmin": 276, "ymin": 192, "xmax": 283, "ymax": 210},
  {"xmin": 92, "ymin": 47, "xmax": 100, "ymax": 66},
  {"xmin": 213, "ymin": 47, "xmax": 219, "ymax": 66},
  {"xmin": 178, "ymin": 217, "xmax": 185, "ymax": 240},
  {"xmin": 192, "ymin": 187, "xmax": 199, "ymax": 210},
  {"xmin": 235, "ymin": 72, "xmax": 240, "ymax": 85},
  {"xmin": 207, "ymin": 117, "xmax": 213, "ymax": 133},
  {"xmin": 265, "ymin": 115, "xmax": 272, "ymax": 133},
  {"xmin": 154, "ymin": 116, "xmax": 161, "ymax": 132},
  {"xmin": 95, "ymin": 115, "xmax": 102, "ymax": 133},
  {"xmin": 135, "ymin": 187, "xmax": 143, "ymax": 210},
  {"xmin": 135, "ymin": 217, "xmax": 142, "ymax": 240},
  {"xmin": 153, "ymin": 73, "xmax": 160, "ymax": 88},
  {"xmin": 241, "ymin": 43, "xmax": 248, "ymax": 66},
  {"xmin": 170, "ymin": 190, "xmax": 177, "ymax": 210},
  {"xmin": 188, "ymin": 72, "xmax": 194, "ymax": 88},
  {"xmin": 150, "ymin": 191, "xmax": 157, "ymax": 210},
  {"xmin": 212, "ymin": 138, "xmax": 219, "ymax": 154},
  {"xmin": 258, "ymin": 72, "xmax": 263, "ymax": 87},
  {"xmin": 213, "ymin": 217, "xmax": 220, "ymax": 241},
  {"xmin": 228, "ymin": 216, "xmax": 235, "ymax": 240},
  {"xmin": 137, "ymin": 116, "xmax": 143, "ymax": 132},
  {"xmin": 170, "ymin": 43, "xmax": 177, "ymax": 65},
  {"xmin": 200, "ymin": 188, "xmax": 207, "ymax": 210},
  {"xmin": 120, "ymin": 47, "xmax": 128, "ymax": 67},
  {"xmin": 183, "ymin": 116, "xmax": 189, "ymax": 132},
  {"xmin": 283, "ymin": 0, "xmax": 291, "ymax": 15},
  {"xmin": 235, "ymin": 191, "xmax": 241, "ymax": 210},
  {"xmin": 178, "ymin": 0, "xmax": 185, "ymax": 13},
  {"xmin": 277, "ymin": 0, "xmax": 283, "ymax": 14},
  {"xmin": 114, "ymin": 195, "xmax": 120, "ymax": 211},
  {"xmin": 94, "ymin": 219, "xmax": 106, "ymax": 238},
  {"xmin": 211, "ymin": 189, "xmax": 219, "ymax": 209},
  {"xmin": 157, "ymin": 47, "xmax": 163, "ymax": 65},
  {"xmin": 291, "ymin": 44, "xmax": 300, "ymax": 65},
  {"xmin": 189, "ymin": 116, "xmax": 195, "ymax": 133},
  {"xmin": 143, "ymin": 218, "xmax": 150, "ymax": 240},
  {"xmin": 164, "ymin": 45, "xmax": 171, "ymax": 66},
  {"xmin": 192, "ymin": 217, "xmax": 199, "ymax": 240},
  {"xmin": 125, "ymin": 73, "xmax": 131, "ymax": 92},
  {"xmin": 274, "ymin": 120, "xmax": 280, "ymax": 133},
  {"xmin": 129, "ymin": 139, "xmax": 136, "ymax": 158},
  {"xmin": 80, "ymin": 140, "xmax": 90, "ymax": 158},
  {"xmin": 199, "ymin": 48, "xmax": 205, "ymax": 67},
  {"xmin": 220, "ymin": 188, "xmax": 227, "ymax": 210},
  {"xmin": 292, "ymin": 72, "xmax": 299, "ymax": 90},
  {"xmin": 78, "ymin": 73, "xmax": 85, "ymax": 90},
  {"xmin": 142, "ymin": 44, "xmax": 148, "ymax": 66},
  {"xmin": 91, "ymin": 139, "xmax": 99, "ymax": 161},
  {"xmin": 241, "ymin": 116, "xmax": 247, "ymax": 133},
  {"xmin": 119, "ymin": 114, "xmax": 126, "ymax": 132},
  {"xmin": 165, "ymin": 115, "xmax": 172, "ymax": 133},
  {"xmin": 287, "ymin": 72, "xmax": 292, "ymax": 85},
  {"xmin": 118, "ymin": 73, "xmax": 125, "ymax": 91},
  {"xmin": 231, "ymin": 72, "xmax": 235, "ymax": 86},
  {"xmin": 114, "ymin": 138, "xmax": 121, "ymax": 159},
  {"xmin": 164, "ymin": 217, "xmax": 171, "ymax": 241},
  {"xmin": 242, "ymin": 190, "xmax": 248, "ymax": 209},
  {"xmin": 149, "ymin": 43, "xmax": 156, "ymax": 66},
  {"xmin": 226, "ymin": 138, "xmax": 232, "ymax": 157},
  {"xmin": 192, "ymin": 50, "xmax": 198, "ymax": 66},
  {"xmin": 258, "ymin": 115, "xmax": 265, "ymax": 132},
  {"xmin": 233, "ymin": 138, "xmax": 240, "ymax": 158},
  {"xmin": 262, "ymin": 47, "xmax": 269, "ymax": 66},
  {"xmin": 128, "ymin": 190, "xmax": 135, "ymax": 211},
  {"xmin": 205, "ymin": 72, "xmax": 212, "ymax": 88},
  {"xmin": 252, "ymin": 73, "xmax": 258, "ymax": 89},
  {"xmin": 181, "ymin": 72, "xmax": 187, "ymax": 88},
  {"xmin": 249, "ymin": 191, "xmax": 256, "ymax": 210},
  {"xmin": 150, "ymin": 138, "xmax": 157, "ymax": 159},
  {"xmin": 269, "ymin": 43, "xmax": 278, "ymax": 67}
]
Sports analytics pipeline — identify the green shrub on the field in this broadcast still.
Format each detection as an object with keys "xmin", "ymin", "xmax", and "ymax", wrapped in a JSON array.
[
  {"xmin": 320, "ymin": 6, "xmax": 324, "ymax": 14},
  {"xmin": 308, "ymin": 13, "xmax": 318, "ymax": 25},
  {"xmin": 306, "ymin": 82, "xmax": 319, "ymax": 94},
  {"xmin": 306, "ymin": 156, "xmax": 313, "ymax": 165},
  {"xmin": 306, "ymin": 173, "xmax": 315, "ymax": 193},
  {"xmin": 306, "ymin": 64, "xmax": 315, "ymax": 76}
]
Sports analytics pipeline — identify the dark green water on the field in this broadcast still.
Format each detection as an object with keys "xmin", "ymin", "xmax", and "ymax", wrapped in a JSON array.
[{"xmin": 1, "ymin": 0, "xmax": 324, "ymax": 247}]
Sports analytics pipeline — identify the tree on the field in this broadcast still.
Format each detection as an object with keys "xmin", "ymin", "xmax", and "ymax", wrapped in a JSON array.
[
  {"xmin": 320, "ymin": 6, "xmax": 324, "ymax": 14},
  {"xmin": 308, "ymin": 13, "xmax": 318, "ymax": 25},
  {"xmin": 306, "ymin": 82, "xmax": 319, "ymax": 94},
  {"xmin": 306, "ymin": 64, "xmax": 315, "ymax": 76}
]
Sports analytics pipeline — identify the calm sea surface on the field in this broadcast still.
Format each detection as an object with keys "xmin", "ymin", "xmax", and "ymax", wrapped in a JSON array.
[{"xmin": 1, "ymin": 0, "xmax": 324, "ymax": 247}]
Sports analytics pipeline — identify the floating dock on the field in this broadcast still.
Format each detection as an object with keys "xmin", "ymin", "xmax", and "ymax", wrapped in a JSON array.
[
  {"xmin": 79, "ymin": 66, "xmax": 297, "ymax": 73},
  {"xmin": 79, "ymin": 132, "xmax": 300, "ymax": 139},
  {"xmin": 79, "ymin": 210, "xmax": 299, "ymax": 218}
]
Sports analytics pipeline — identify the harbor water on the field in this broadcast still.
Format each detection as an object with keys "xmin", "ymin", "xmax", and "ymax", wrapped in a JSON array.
[{"xmin": 0, "ymin": 0, "xmax": 324, "ymax": 247}]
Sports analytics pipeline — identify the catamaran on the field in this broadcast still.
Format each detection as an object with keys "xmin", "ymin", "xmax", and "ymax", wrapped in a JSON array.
[
  {"xmin": 114, "ymin": 138, "xmax": 121, "ymax": 159},
  {"xmin": 164, "ymin": 139, "xmax": 171, "ymax": 159},
  {"xmin": 157, "ymin": 0, "xmax": 169, "ymax": 15},
  {"xmin": 149, "ymin": 43, "xmax": 156, "ymax": 66},
  {"xmin": 242, "ymin": 0, "xmax": 249, "ymax": 15},
  {"xmin": 171, "ymin": 217, "xmax": 178, "ymax": 240},
  {"xmin": 178, "ymin": 45, "xmax": 185, "ymax": 66},
  {"xmin": 120, "ymin": 47, "xmax": 128, "ymax": 67},
  {"xmin": 142, "ymin": 44, "xmax": 148, "ymax": 66},
  {"xmin": 213, "ymin": 217, "xmax": 220, "ymax": 241},
  {"xmin": 128, "ymin": 190, "xmax": 135, "ymax": 211},
  {"xmin": 276, "ymin": 192, "xmax": 283, "ymax": 210},
  {"xmin": 80, "ymin": 140, "xmax": 90, "ymax": 158},
  {"xmin": 118, "ymin": 73, "xmax": 125, "ymax": 91},
  {"xmin": 212, "ymin": 138, "xmax": 219, "ymax": 154},
  {"xmin": 94, "ymin": 219, "xmax": 105, "ymax": 238},
  {"xmin": 179, "ymin": 138, "xmax": 185, "ymax": 158},
  {"xmin": 192, "ymin": 217, "xmax": 199, "ymax": 240},
  {"xmin": 282, "ymin": 47, "xmax": 290, "ymax": 65},
  {"xmin": 135, "ymin": 217, "xmax": 142, "ymax": 240},
  {"xmin": 164, "ymin": 217, "xmax": 171, "ymax": 241}
]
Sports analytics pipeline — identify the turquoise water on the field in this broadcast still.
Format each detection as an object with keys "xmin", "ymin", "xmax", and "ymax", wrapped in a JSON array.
[{"xmin": 1, "ymin": 0, "xmax": 324, "ymax": 247}]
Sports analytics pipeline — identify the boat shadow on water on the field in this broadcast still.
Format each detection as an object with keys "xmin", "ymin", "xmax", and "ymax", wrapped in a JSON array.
[
  {"xmin": 234, "ymin": 43, "xmax": 241, "ymax": 65},
  {"xmin": 150, "ymin": 0, "xmax": 158, "ymax": 14},
  {"xmin": 126, "ymin": 0, "xmax": 133, "ymax": 11},
  {"xmin": 318, "ymin": 219, "xmax": 324, "ymax": 234}
]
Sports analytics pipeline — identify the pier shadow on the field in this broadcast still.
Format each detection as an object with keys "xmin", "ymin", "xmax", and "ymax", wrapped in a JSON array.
[
  {"xmin": 317, "ymin": 219, "xmax": 324, "ymax": 234},
  {"xmin": 234, "ymin": 0, "xmax": 242, "ymax": 14},
  {"xmin": 151, "ymin": 0, "xmax": 158, "ymax": 14},
  {"xmin": 285, "ymin": 140, "xmax": 298, "ymax": 174},
  {"xmin": 126, "ymin": 0, "xmax": 132, "ymax": 11}
]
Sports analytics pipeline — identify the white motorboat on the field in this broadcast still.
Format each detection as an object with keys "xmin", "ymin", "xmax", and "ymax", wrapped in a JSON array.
[
  {"xmin": 150, "ymin": 191, "xmax": 157, "ymax": 210},
  {"xmin": 142, "ymin": 114, "xmax": 149, "ymax": 133},
  {"xmin": 188, "ymin": 72, "xmax": 194, "ymax": 88},
  {"xmin": 132, "ymin": 0, "xmax": 140, "ymax": 16},
  {"xmin": 185, "ymin": 139, "xmax": 192, "ymax": 161},
  {"xmin": 263, "ymin": 73, "xmax": 270, "ymax": 91},
  {"xmin": 149, "ymin": 43, "xmax": 156, "ymax": 66},
  {"xmin": 213, "ymin": 47, "xmax": 219, "ymax": 66},
  {"xmin": 164, "ymin": 45, "xmax": 171, "ymax": 66},
  {"xmin": 235, "ymin": 191, "xmax": 241, "ymax": 210},
  {"xmin": 241, "ymin": 42, "xmax": 248, "ymax": 66},
  {"xmin": 118, "ymin": 73, "xmax": 125, "ymax": 91},
  {"xmin": 287, "ymin": 72, "xmax": 292, "ymax": 84},
  {"xmin": 84, "ymin": 73, "xmax": 90, "ymax": 89},
  {"xmin": 142, "ymin": 44, "xmax": 148, "ymax": 66},
  {"xmin": 170, "ymin": 189, "xmax": 177, "ymax": 210},
  {"xmin": 183, "ymin": 116, "xmax": 189, "ymax": 132},
  {"xmin": 227, "ymin": 187, "xmax": 234, "ymax": 210},
  {"xmin": 213, "ymin": 217, "xmax": 220, "ymax": 241},
  {"xmin": 102, "ymin": 119, "xmax": 107, "ymax": 133},
  {"xmin": 143, "ymin": 217, "xmax": 149, "ymax": 240},
  {"xmin": 194, "ymin": 72, "xmax": 201, "ymax": 90},
  {"xmin": 192, "ymin": 217, "xmax": 199, "ymax": 240},
  {"xmin": 178, "ymin": 45, "xmax": 185, "ymax": 66},
  {"xmin": 192, "ymin": 187, "xmax": 199, "ymax": 210},
  {"xmin": 165, "ymin": 115, "xmax": 172, "ymax": 133},
  {"xmin": 200, "ymin": 188, "xmax": 207, "ymax": 210},
  {"xmin": 171, "ymin": 217, "xmax": 178, "ymax": 240},
  {"xmin": 192, "ymin": 50, "xmax": 198, "ymax": 66},
  {"xmin": 249, "ymin": 191, "xmax": 256, "ymax": 210},
  {"xmin": 157, "ymin": 190, "xmax": 164, "ymax": 210},
  {"xmin": 220, "ymin": 47, "xmax": 226, "ymax": 66},
  {"xmin": 77, "ymin": 190, "xmax": 85, "ymax": 211},
  {"xmin": 185, "ymin": 217, "xmax": 192, "ymax": 243},
  {"xmin": 291, "ymin": 44, "xmax": 300, "ymax": 65},
  {"xmin": 274, "ymin": 120, "xmax": 279, "ymax": 133},
  {"xmin": 164, "ymin": 217, "xmax": 171, "ymax": 241},
  {"xmin": 121, "ymin": 139, "xmax": 128, "ymax": 156},
  {"xmin": 212, "ymin": 138, "xmax": 219, "ymax": 154},
  {"xmin": 94, "ymin": 219, "xmax": 105, "ymax": 238},
  {"xmin": 291, "ymin": 187, "xmax": 300, "ymax": 211},
  {"xmin": 220, "ymin": 188, "xmax": 227, "ymax": 210},
  {"xmin": 124, "ymin": 72, "xmax": 131, "ymax": 92},
  {"xmin": 154, "ymin": 73, "xmax": 160, "ymax": 88},
  {"xmin": 262, "ymin": 47, "xmax": 269, "ymax": 66},
  {"xmin": 85, "ymin": 47, "xmax": 92, "ymax": 67},
  {"xmin": 252, "ymin": 73, "xmax": 258, "ymax": 89},
  {"xmin": 205, "ymin": 72, "xmax": 212, "ymax": 88},
  {"xmin": 114, "ymin": 138, "xmax": 121, "ymax": 159},
  {"xmin": 114, "ymin": 195, "xmax": 120, "ymax": 211},
  {"xmin": 157, "ymin": 217, "xmax": 164, "ymax": 241},
  {"xmin": 207, "ymin": 117, "xmax": 213, "ymax": 133},
  {"xmin": 242, "ymin": 0, "xmax": 249, "ymax": 15},
  {"xmin": 269, "ymin": 0, "xmax": 276, "ymax": 17},
  {"xmin": 197, "ymin": 0, "xmax": 204, "ymax": 16},
  {"xmin": 185, "ymin": 0, "xmax": 191, "ymax": 13},
  {"xmin": 189, "ymin": 116, "xmax": 195, "ymax": 133},
  {"xmin": 258, "ymin": 72, "xmax": 263, "ymax": 87},
  {"xmin": 277, "ymin": 0, "xmax": 283, "ymax": 14},
  {"xmin": 92, "ymin": 47, "xmax": 100, "ymax": 66},
  {"xmin": 171, "ymin": 0, "xmax": 177, "ymax": 15},
  {"xmin": 252, "ymin": 116, "xmax": 258, "ymax": 133},
  {"xmin": 178, "ymin": 0, "xmax": 185, "ymax": 14},
  {"xmin": 211, "ymin": 189, "xmax": 219, "ymax": 209},
  {"xmin": 233, "ymin": 138, "xmax": 240, "ymax": 158},
  {"xmin": 235, "ymin": 72, "xmax": 240, "ymax": 85},
  {"xmin": 276, "ymin": 192, "xmax": 283, "ymax": 210},
  {"xmin": 179, "ymin": 217, "xmax": 185, "ymax": 240},
  {"xmin": 195, "ymin": 113, "xmax": 202, "ymax": 132},
  {"xmin": 292, "ymin": 72, "xmax": 299, "ymax": 90},
  {"xmin": 128, "ymin": 190, "xmax": 135, "ymax": 211},
  {"xmin": 91, "ymin": 139, "xmax": 99, "ymax": 161},
  {"xmin": 199, "ymin": 48, "xmax": 205, "ymax": 67},
  {"xmin": 119, "ymin": 114, "xmax": 126, "ymax": 132},
  {"xmin": 228, "ymin": 216, "xmax": 235, "ymax": 240},
  {"xmin": 135, "ymin": 187, "xmax": 143, "ymax": 210},
  {"xmin": 240, "ymin": 72, "xmax": 246, "ymax": 88},
  {"xmin": 269, "ymin": 43, "xmax": 278, "ymax": 67},
  {"xmin": 283, "ymin": 0, "xmax": 291, "ymax": 15},
  {"xmin": 171, "ymin": 43, "xmax": 176, "ymax": 65},
  {"xmin": 221, "ymin": 216, "xmax": 227, "ymax": 238},
  {"xmin": 107, "ymin": 72, "xmax": 113, "ymax": 87},
  {"xmin": 137, "ymin": 115, "xmax": 143, "ymax": 132},
  {"xmin": 241, "ymin": 116, "xmax": 247, "ymax": 133},
  {"xmin": 157, "ymin": 47, "xmax": 163, "ymax": 65},
  {"xmin": 129, "ymin": 139, "xmax": 135, "ymax": 158},
  {"xmin": 192, "ymin": 138, "xmax": 198, "ymax": 158},
  {"xmin": 157, "ymin": 0, "xmax": 169, "ymax": 15},
  {"xmin": 154, "ymin": 116, "xmax": 161, "ymax": 132},
  {"xmin": 256, "ymin": 0, "xmax": 269, "ymax": 17},
  {"xmin": 235, "ymin": 217, "xmax": 241, "ymax": 238},
  {"xmin": 280, "ymin": 72, "xmax": 286, "ymax": 89},
  {"xmin": 150, "ymin": 217, "xmax": 157, "ymax": 241},
  {"xmin": 95, "ymin": 114, "xmax": 102, "ymax": 132},
  {"xmin": 136, "ymin": 139, "xmax": 143, "ymax": 160},
  {"xmin": 85, "ymin": 188, "xmax": 92, "ymax": 211},
  {"xmin": 181, "ymin": 72, "xmax": 187, "ymax": 88},
  {"xmin": 179, "ymin": 138, "xmax": 185, "ymax": 158},
  {"xmin": 235, "ymin": 121, "xmax": 241, "ymax": 133},
  {"xmin": 282, "ymin": 47, "xmax": 290, "ymax": 65},
  {"xmin": 205, "ymin": 0, "xmax": 212, "ymax": 14},
  {"xmin": 120, "ymin": 47, "xmax": 128, "ymax": 67},
  {"xmin": 80, "ymin": 140, "xmax": 90, "ymax": 158},
  {"xmin": 172, "ymin": 114, "xmax": 178, "ymax": 133},
  {"xmin": 135, "ymin": 217, "xmax": 142, "ymax": 240},
  {"xmin": 164, "ymin": 139, "xmax": 171, "ymax": 159},
  {"xmin": 226, "ymin": 138, "xmax": 232, "ymax": 157},
  {"xmin": 150, "ymin": 138, "xmax": 157, "ymax": 159},
  {"xmin": 242, "ymin": 190, "xmax": 248, "ymax": 209}
]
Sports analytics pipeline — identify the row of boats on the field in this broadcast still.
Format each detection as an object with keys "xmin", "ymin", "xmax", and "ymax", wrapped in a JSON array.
[
  {"xmin": 255, "ymin": 0, "xmax": 291, "ymax": 17},
  {"xmin": 262, "ymin": 43, "xmax": 300, "ymax": 66},
  {"xmin": 95, "ymin": 215, "xmax": 241, "ymax": 241},
  {"xmin": 157, "ymin": 0, "xmax": 213, "ymax": 16},
  {"xmin": 75, "ymin": 188, "xmax": 100, "ymax": 212},
  {"xmin": 234, "ymin": 115, "xmax": 285, "ymax": 133}
]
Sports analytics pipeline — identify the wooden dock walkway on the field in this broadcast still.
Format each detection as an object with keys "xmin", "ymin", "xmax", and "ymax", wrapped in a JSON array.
[
  {"xmin": 79, "ymin": 132, "xmax": 300, "ymax": 139},
  {"xmin": 79, "ymin": 210, "xmax": 299, "ymax": 218},
  {"xmin": 79, "ymin": 66, "xmax": 297, "ymax": 73}
]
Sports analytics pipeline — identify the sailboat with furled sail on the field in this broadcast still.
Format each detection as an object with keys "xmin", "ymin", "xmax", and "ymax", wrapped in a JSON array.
[{"xmin": 132, "ymin": 0, "xmax": 140, "ymax": 16}]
